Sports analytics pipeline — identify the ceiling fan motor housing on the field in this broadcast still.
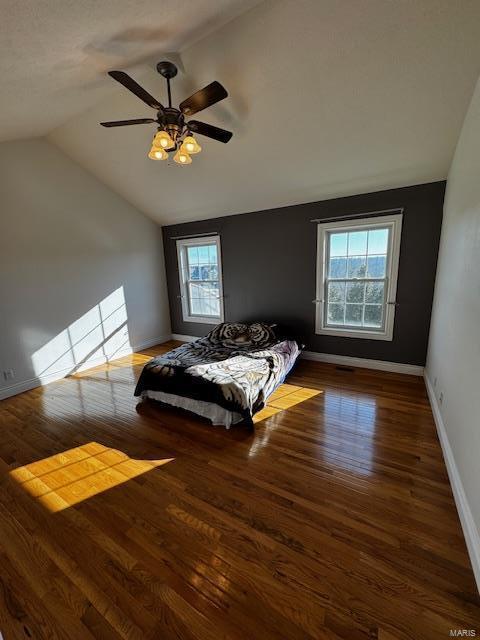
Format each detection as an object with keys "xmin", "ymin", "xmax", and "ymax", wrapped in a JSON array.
[
  {"xmin": 158, "ymin": 107, "xmax": 185, "ymax": 147},
  {"xmin": 156, "ymin": 61, "xmax": 178, "ymax": 79}
]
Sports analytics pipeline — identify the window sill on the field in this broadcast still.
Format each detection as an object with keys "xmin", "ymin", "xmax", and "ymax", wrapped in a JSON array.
[
  {"xmin": 183, "ymin": 315, "xmax": 223, "ymax": 325},
  {"xmin": 315, "ymin": 326, "xmax": 393, "ymax": 341}
]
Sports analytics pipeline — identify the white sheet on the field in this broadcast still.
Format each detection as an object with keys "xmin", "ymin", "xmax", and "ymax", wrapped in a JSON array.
[{"xmin": 141, "ymin": 389, "xmax": 244, "ymax": 428}]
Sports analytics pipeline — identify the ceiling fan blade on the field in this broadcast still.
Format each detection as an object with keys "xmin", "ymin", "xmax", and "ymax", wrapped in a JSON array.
[
  {"xmin": 108, "ymin": 71, "xmax": 163, "ymax": 110},
  {"xmin": 188, "ymin": 120, "xmax": 233, "ymax": 143},
  {"xmin": 180, "ymin": 81, "xmax": 228, "ymax": 116},
  {"xmin": 100, "ymin": 118, "xmax": 156, "ymax": 127}
]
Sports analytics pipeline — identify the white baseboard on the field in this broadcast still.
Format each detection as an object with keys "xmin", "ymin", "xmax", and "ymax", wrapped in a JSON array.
[
  {"xmin": 0, "ymin": 377, "xmax": 49, "ymax": 401},
  {"xmin": 0, "ymin": 335, "xmax": 171, "ymax": 401},
  {"xmin": 301, "ymin": 350, "xmax": 424, "ymax": 376},
  {"xmin": 170, "ymin": 335, "xmax": 424, "ymax": 375},
  {"xmin": 171, "ymin": 333, "xmax": 199, "ymax": 342},
  {"xmin": 424, "ymin": 373, "xmax": 480, "ymax": 593},
  {"xmin": 0, "ymin": 349, "xmax": 131, "ymax": 401},
  {"xmin": 135, "ymin": 335, "xmax": 172, "ymax": 350}
]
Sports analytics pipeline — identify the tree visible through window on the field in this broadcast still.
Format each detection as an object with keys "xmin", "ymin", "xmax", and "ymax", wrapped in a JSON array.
[
  {"xmin": 315, "ymin": 214, "xmax": 402, "ymax": 341},
  {"xmin": 327, "ymin": 228, "xmax": 388, "ymax": 329}
]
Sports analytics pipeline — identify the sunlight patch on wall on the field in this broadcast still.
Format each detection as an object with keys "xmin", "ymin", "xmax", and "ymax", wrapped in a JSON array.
[
  {"xmin": 31, "ymin": 287, "xmax": 131, "ymax": 379},
  {"xmin": 10, "ymin": 442, "xmax": 174, "ymax": 513}
]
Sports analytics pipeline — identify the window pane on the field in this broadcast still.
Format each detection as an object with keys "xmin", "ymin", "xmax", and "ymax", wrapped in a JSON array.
[
  {"xmin": 348, "ymin": 231, "xmax": 367, "ymax": 255},
  {"xmin": 327, "ymin": 303, "xmax": 345, "ymax": 324},
  {"xmin": 329, "ymin": 257, "xmax": 347, "ymax": 278},
  {"xmin": 208, "ymin": 244, "xmax": 218, "ymax": 263},
  {"xmin": 203, "ymin": 281, "xmax": 219, "ymax": 295},
  {"xmin": 187, "ymin": 246, "xmax": 199, "ymax": 265},
  {"xmin": 347, "ymin": 256, "xmax": 367, "ymax": 278},
  {"xmin": 364, "ymin": 304, "xmax": 383, "ymax": 327},
  {"xmin": 197, "ymin": 245, "xmax": 210, "ymax": 264},
  {"xmin": 346, "ymin": 282, "xmax": 365, "ymax": 303},
  {"xmin": 188, "ymin": 281, "xmax": 220, "ymax": 317},
  {"xmin": 190, "ymin": 297, "xmax": 203, "ymax": 315},
  {"xmin": 367, "ymin": 228, "xmax": 388, "ymax": 255},
  {"xmin": 189, "ymin": 282, "xmax": 203, "ymax": 300},
  {"xmin": 345, "ymin": 303, "xmax": 363, "ymax": 325},
  {"xmin": 367, "ymin": 255, "xmax": 386, "ymax": 278},
  {"xmin": 329, "ymin": 233, "xmax": 348, "ymax": 257},
  {"xmin": 200, "ymin": 265, "xmax": 212, "ymax": 280},
  {"xmin": 365, "ymin": 282, "xmax": 384, "ymax": 304},
  {"xmin": 189, "ymin": 265, "xmax": 200, "ymax": 280},
  {"xmin": 205, "ymin": 298, "xmax": 220, "ymax": 316},
  {"xmin": 328, "ymin": 281, "xmax": 345, "ymax": 303}
]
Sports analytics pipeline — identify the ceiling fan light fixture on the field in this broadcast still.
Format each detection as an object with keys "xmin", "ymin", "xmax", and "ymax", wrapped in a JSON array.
[
  {"xmin": 173, "ymin": 149, "xmax": 192, "ymax": 165},
  {"xmin": 101, "ymin": 62, "xmax": 233, "ymax": 165},
  {"xmin": 153, "ymin": 130, "xmax": 175, "ymax": 149},
  {"xmin": 148, "ymin": 146, "xmax": 168, "ymax": 160},
  {"xmin": 181, "ymin": 135, "xmax": 202, "ymax": 154}
]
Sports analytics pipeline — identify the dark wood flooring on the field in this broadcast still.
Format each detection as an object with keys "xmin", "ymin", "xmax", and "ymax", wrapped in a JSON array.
[{"xmin": 0, "ymin": 341, "xmax": 478, "ymax": 639}]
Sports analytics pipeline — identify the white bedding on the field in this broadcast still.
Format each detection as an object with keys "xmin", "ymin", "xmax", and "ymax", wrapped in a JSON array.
[{"xmin": 141, "ymin": 389, "xmax": 244, "ymax": 428}]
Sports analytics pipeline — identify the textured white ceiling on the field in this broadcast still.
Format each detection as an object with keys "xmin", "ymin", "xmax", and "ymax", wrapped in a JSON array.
[
  {"xmin": 0, "ymin": 0, "xmax": 261, "ymax": 140},
  {"xmin": 21, "ymin": 1, "xmax": 480, "ymax": 224}
]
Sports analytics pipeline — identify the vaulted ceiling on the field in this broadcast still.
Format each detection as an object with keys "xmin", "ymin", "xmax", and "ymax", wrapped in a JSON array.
[
  {"xmin": 4, "ymin": 0, "xmax": 480, "ymax": 225},
  {"xmin": 0, "ymin": 0, "xmax": 261, "ymax": 140}
]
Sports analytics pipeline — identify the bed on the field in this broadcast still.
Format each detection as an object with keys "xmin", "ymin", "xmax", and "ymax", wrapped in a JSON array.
[{"xmin": 134, "ymin": 322, "xmax": 302, "ymax": 428}]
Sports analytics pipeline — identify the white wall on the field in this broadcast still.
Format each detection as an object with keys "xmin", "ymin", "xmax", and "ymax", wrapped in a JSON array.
[
  {"xmin": 426, "ymin": 76, "xmax": 480, "ymax": 586},
  {"xmin": 0, "ymin": 138, "xmax": 171, "ymax": 398}
]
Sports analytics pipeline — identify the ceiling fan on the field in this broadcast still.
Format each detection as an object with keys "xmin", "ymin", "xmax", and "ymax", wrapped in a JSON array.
[{"xmin": 100, "ymin": 61, "xmax": 232, "ymax": 165}]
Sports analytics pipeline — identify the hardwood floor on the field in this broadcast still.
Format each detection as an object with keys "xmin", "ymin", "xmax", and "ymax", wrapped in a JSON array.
[{"xmin": 0, "ymin": 340, "xmax": 478, "ymax": 639}]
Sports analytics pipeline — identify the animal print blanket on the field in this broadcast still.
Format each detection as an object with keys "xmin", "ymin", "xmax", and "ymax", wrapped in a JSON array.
[{"xmin": 134, "ymin": 322, "xmax": 301, "ymax": 425}]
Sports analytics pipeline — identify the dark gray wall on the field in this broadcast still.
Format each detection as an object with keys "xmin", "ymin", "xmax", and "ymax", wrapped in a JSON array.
[{"xmin": 163, "ymin": 182, "xmax": 445, "ymax": 365}]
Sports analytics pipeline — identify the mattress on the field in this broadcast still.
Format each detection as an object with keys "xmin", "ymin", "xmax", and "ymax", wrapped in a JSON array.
[
  {"xmin": 141, "ymin": 389, "xmax": 244, "ymax": 428},
  {"xmin": 134, "ymin": 322, "xmax": 302, "ymax": 427}
]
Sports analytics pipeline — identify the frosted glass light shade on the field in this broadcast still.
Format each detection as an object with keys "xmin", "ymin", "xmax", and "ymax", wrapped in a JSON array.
[
  {"xmin": 181, "ymin": 136, "xmax": 201, "ymax": 154},
  {"xmin": 173, "ymin": 149, "xmax": 192, "ymax": 165},
  {"xmin": 153, "ymin": 130, "xmax": 174, "ymax": 149},
  {"xmin": 148, "ymin": 146, "xmax": 168, "ymax": 160}
]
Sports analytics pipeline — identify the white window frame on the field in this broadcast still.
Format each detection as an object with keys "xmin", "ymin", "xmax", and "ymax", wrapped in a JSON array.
[
  {"xmin": 315, "ymin": 213, "xmax": 403, "ymax": 341},
  {"xmin": 176, "ymin": 235, "xmax": 224, "ymax": 325}
]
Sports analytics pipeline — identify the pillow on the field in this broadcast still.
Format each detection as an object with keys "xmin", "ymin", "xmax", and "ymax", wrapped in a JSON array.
[
  {"xmin": 207, "ymin": 322, "xmax": 276, "ymax": 348},
  {"xmin": 267, "ymin": 323, "xmax": 304, "ymax": 348}
]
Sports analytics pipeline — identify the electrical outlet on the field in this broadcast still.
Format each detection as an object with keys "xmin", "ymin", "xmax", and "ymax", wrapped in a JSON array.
[
  {"xmin": 3, "ymin": 369, "xmax": 15, "ymax": 381},
  {"xmin": 439, "ymin": 392, "xmax": 444, "ymax": 406}
]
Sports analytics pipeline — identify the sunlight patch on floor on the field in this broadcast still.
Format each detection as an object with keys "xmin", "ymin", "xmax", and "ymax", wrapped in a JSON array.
[
  {"xmin": 248, "ymin": 384, "xmax": 322, "ymax": 456},
  {"xmin": 253, "ymin": 383, "xmax": 322, "ymax": 424},
  {"xmin": 10, "ymin": 442, "xmax": 173, "ymax": 512},
  {"xmin": 72, "ymin": 351, "xmax": 152, "ymax": 376}
]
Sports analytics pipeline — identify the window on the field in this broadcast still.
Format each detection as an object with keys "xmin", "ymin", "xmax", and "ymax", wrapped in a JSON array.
[
  {"xmin": 176, "ymin": 235, "xmax": 224, "ymax": 324},
  {"xmin": 315, "ymin": 213, "xmax": 402, "ymax": 340}
]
